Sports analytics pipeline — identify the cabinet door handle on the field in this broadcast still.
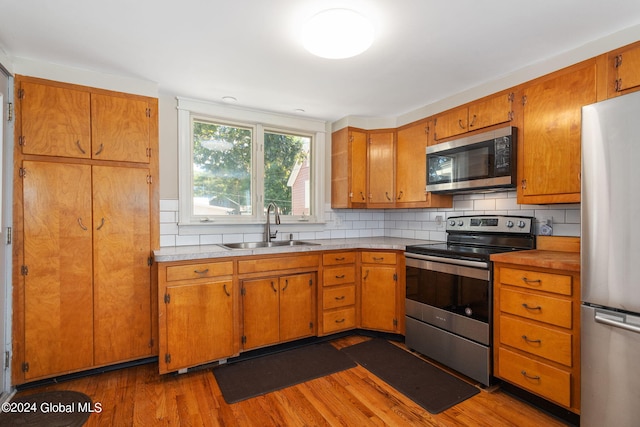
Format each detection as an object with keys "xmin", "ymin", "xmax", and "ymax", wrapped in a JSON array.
[
  {"xmin": 271, "ymin": 281, "xmax": 277, "ymax": 293},
  {"xmin": 223, "ymin": 284, "xmax": 231, "ymax": 297},
  {"xmin": 75, "ymin": 140, "xmax": 86, "ymax": 154},
  {"xmin": 194, "ymin": 268, "xmax": 209, "ymax": 275},
  {"xmin": 385, "ymin": 192, "xmax": 392, "ymax": 201},
  {"xmin": 360, "ymin": 192, "xmax": 366, "ymax": 201},
  {"xmin": 335, "ymin": 274, "xmax": 345, "ymax": 279},
  {"xmin": 521, "ymin": 370, "xmax": 541, "ymax": 381},
  {"xmin": 363, "ymin": 270, "xmax": 369, "ymax": 280},
  {"xmin": 282, "ymin": 279, "xmax": 289, "ymax": 291},
  {"xmin": 96, "ymin": 217, "xmax": 105, "ymax": 230},
  {"xmin": 522, "ymin": 277, "xmax": 542, "ymax": 285},
  {"xmin": 94, "ymin": 143, "xmax": 104, "ymax": 156},
  {"xmin": 397, "ymin": 191, "xmax": 403, "ymax": 200},
  {"xmin": 458, "ymin": 119, "xmax": 466, "ymax": 129},
  {"xmin": 522, "ymin": 303, "xmax": 542, "ymax": 311},
  {"xmin": 77, "ymin": 217, "xmax": 88, "ymax": 231},
  {"xmin": 521, "ymin": 335, "xmax": 542, "ymax": 344},
  {"xmin": 469, "ymin": 114, "xmax": 477, "ymax": 127}
]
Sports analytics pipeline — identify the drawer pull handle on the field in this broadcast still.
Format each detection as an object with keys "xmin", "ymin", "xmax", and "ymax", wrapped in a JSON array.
[
  {"xmin": 522, "ymin": 277, "xmax": 542, "ymax": 285},
  {"xmin": 335, "ymin": 257, "xmax": 346, "ymax": 261},
  {"xmin": 335, "ymin": 296, "xmax": 346, "ymax": 300},
  {"xmin": 521, "ymin": 335, "xmax": 542, "ymax": 344},
  {"xmin": 335, "ymin": 274, "xmax": 346, "ymax": 279},
  {"xmin": 373, "ymin": 257, "xmax": 384, "ymax": 262},
  {"xmin": 194, "ymin": 269, "xmax": 209, "ymax": 275},
  {"xmin": 520, "ymin": 370, "xmax": 541, "ymax": 381},
  {"xmin": 522, "ymin": 303, "xmax": 542, "ymax": 311},
  {"xmin": 335, "ymin": 318, "xmax": 346, "ymax": 323}
]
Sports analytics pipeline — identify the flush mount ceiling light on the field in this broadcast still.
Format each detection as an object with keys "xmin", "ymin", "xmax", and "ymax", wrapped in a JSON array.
[{"xmin": 301, "ymin": 8, "xmax": 374, "ymax": 59}]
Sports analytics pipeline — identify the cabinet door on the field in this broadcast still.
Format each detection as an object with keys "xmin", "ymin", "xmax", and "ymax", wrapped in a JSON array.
[
  {"xmin": 613, "ymin": 43, "xmax": 640, "ymax": 93},
  {"xmin": 23, "ymin": 161, "xmax": 94, "ymax": 379},
  {"xmin": 350, "ymin": 129, "xmax": 368, "ymax": 206},
  {"xmin": 20, "ymin": 81, "xmax": 91, "ymax": 158},
  {"xmin": 91, "ymin": 93, "xmax": 150, "ymax": 163},
  {"xmin": 242, "ymin": 277, "xmax": 280, "ymax": 349},
  {"xmin": 468, "ymin": 92, "xmax": 513, "ymax": 131},
  {"xmin": 520, "ymin": 63, "xmax": 596, "ymax": 203},
  {"xmin": 164, "ymin": 280, "xmax": 234, "ymax": 372},
  {"xmin": 361, "ymin": 265, "xmax": 398, "ymax": 332},
  {"xmin": 367, "ymin": 131, "xmax": 395, "ymax": 206},
  {"xmin": 396, "ymin": 122, "xmax": 428, "ymax": 205},
  {"xmin": 93, "ymin": 165, "xmax": 152, "ymax": 364},
  {"xmin": 434, "ymin": 106, "xmax": 468, "ymax": 141},
  {"xmin": 279, "ymin": 273, "xmax": 315, "ymax": 342}
]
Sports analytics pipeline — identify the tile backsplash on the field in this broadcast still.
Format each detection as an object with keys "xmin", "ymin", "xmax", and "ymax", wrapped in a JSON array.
[{"xmin": 159, "ymin": 191, "xmax": 580, "ymax": 247}]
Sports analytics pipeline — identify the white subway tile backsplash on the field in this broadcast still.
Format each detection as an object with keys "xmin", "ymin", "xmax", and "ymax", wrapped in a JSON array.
[{"xmin": 158, "ymin": 191, "xmax": 580, "ymax": 247}]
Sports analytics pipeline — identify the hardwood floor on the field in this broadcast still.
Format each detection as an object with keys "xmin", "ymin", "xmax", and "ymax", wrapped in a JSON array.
[{"xmin": 13, "ymin": 336, "xmax": 568, "ymax": 426}]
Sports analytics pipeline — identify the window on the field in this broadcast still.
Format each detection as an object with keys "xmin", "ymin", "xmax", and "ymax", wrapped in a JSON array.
[{"xmin": 178, "ymin": 98, "xmax": 326, "ymax": 225}]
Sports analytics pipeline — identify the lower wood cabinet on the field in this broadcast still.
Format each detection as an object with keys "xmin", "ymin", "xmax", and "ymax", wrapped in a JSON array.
[
  {"xmin": 156, "ymin": 249, "xmax": 406, "ymax": 373},
  {"xmin": 158, "ymin": 260, "xmax": 238, "ymax": 374},
  {"xmin": 360, "ymin": 251, "xmax": 405, "ymax": 333},
  {"xmin": 241, "ymin": 272, "xmax": 316, "ymax": 350},
  {"xmin": 493, "ymin": 260, "xmax": 580, "ymax": 413}
]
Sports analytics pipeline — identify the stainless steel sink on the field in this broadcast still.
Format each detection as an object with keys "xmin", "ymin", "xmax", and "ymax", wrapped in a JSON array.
[{"xmin": 220, "ymin": 240, "xmax": 319, "ymax": 250}]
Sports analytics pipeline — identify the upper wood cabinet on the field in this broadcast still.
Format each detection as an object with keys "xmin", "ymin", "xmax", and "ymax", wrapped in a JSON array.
[
  {"xmin": 608, "ymin": 40, "xmax": 640, "ymax": 96},
  {"xmin": 331, "ymin": 127, "xmax": 367, "ymax": 208},
  {"xmin": 367, "ymin": 130, "xmax": 395, "ymax": 208},
  {"xmin": 433, "ymin": 92, "xmax": 514, "ymax": 141},
  {"xmin": 19, "ymin": 81, "xmax": 91, "ymax": 158},
  {"xmin": 518, "ymin": 61, "xmax": 597, "ymax": 204},
  {"xmin": 396, "ymin": 120, "xmax": 453, "ymax": 209},
  {"xmin": 17, "ymin": 77, "xmax": 153, "ymax": 163}
]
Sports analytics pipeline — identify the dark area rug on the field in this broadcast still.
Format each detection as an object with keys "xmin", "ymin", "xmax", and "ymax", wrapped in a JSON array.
[
  {"xmin": 213, "ymin": 342, "xmax": 357, "ymax": 403},
  {"xmin": 0, "ymin": 390, "xmax": 92, "ymax": 426},
  {"xmin": 341, "ymin": 338, "xmax": 480, "ymax": 414}
]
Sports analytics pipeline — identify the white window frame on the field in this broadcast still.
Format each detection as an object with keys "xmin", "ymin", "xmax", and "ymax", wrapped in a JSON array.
[{"xmin": 177, "ymin": 97, "xmax": 326, "ymax": 226}]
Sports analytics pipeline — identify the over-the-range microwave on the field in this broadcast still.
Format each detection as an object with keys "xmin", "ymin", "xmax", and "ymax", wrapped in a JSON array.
[{"xmin": 426, "ymin": 126, "xmax": 517, "ymax": 193}]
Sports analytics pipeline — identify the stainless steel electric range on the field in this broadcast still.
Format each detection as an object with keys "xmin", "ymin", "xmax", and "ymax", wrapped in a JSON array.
[{"xmin": 404, "ymin": 215, "xmax": 535, "ymax": 386}]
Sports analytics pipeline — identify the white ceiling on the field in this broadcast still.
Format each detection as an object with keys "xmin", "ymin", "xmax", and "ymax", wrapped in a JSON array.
[{"xmin": 1, "ymin": 1, "xmax": 640, "ymax": 122}]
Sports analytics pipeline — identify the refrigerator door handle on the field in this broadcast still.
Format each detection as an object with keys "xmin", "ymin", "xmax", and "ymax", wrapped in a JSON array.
[{"xmin": 594, "ymin": 309, "xmax": 640, "ymax": 334}]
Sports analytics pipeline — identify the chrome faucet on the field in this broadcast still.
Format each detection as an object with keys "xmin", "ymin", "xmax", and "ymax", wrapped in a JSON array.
[{"xmin": 265, "ymin": 202, "xmax": 281, "ymax": 242}]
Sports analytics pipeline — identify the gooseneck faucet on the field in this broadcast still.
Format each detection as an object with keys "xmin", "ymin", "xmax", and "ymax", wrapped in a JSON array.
[{"xmin": 265, "ymin": 202, "xmax": 281, "ymax": 242}]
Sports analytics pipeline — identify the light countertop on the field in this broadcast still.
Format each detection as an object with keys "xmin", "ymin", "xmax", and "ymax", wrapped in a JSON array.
[{"xmin": 153, "ymin": 237, "xmax": 441, "ymax": 263}]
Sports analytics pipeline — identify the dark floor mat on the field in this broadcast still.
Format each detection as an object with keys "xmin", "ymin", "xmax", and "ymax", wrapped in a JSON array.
[
  {"xmin": 0, "ymin": 390, "xmax": 93, "ymax": 426},
  {"xmin": 341, "ymin": 338, "xmax": 480, "ymax": 414},
  {"xmin": 213, "ymin": 342, "xmax": 357, "ymax": 403}
]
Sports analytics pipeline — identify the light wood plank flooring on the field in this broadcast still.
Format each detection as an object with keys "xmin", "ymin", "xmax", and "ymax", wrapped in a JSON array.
[{"xmin": 13, "ymin": 336, "xmax": 568, "ymax": 426}]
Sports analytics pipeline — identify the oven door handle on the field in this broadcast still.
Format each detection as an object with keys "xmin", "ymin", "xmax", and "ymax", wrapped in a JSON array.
[
  {"xmin": 404, "ymin": 254, "xmax": 490, "ymax": 281},
  {"xmin": 404, "ymin": 252, "xmax": 489, "ymax": 269}
]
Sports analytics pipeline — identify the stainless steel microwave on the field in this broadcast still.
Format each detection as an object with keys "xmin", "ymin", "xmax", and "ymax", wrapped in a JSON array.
[{"xmin": 426, "ymin": 126, "xmax": 517, "ymax": 193}]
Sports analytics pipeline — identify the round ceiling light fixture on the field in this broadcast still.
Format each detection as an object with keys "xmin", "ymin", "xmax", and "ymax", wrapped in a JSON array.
[{"xmin": 301, "ymin": 8, "xmax": 374, "ymax": 59}]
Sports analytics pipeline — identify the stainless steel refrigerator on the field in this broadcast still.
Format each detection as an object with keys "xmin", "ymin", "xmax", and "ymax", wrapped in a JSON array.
[{"xmin": 581, "ymin": 90, "xmax": 640, "ymax": 427}]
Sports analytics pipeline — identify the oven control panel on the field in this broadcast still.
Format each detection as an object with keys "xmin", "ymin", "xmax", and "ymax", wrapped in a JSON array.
[{"xmin": 446, "ymin": 215, "xmax": 533, "ymax": 234}]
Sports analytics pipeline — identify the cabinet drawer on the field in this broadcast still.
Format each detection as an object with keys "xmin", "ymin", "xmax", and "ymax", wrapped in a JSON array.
[
  {"xmin": 498, "ymin": 347, "xmax": 571, "ymax": 407},
  {"xmin": 361, "ymin": 251, "xmax": 397, "ymax": 265},
  {"xmin": 500, "ymin": 288, "xmax": 572, "ymax": 328},
  {"xmin": 500, "ymin": 315, "xmax": 572, "ymax": 366},
  {"xmin": 323, "ymin": 307, "xmax": 356, "ymax": 333},
  {"xmin": 166, "ymin": 261, "xmax": 233, "ymax": 282},
  {"xmin": 499, "ymin": 267, "xmax": 572, "ymax": 296},
  {"xmin": 238, "ymin": 254, "xmax": 319, "ymax": 274},
  {"xmin": 323, "ymin": 285, "xmax": 356, "ymax": 310},
  {"xmin": 323, "ymin": 252, "xmax": 356, "ymax": 266},
  {"xmin": 324, "ymin": 266, "xmax": 356, "ymax": 286}
]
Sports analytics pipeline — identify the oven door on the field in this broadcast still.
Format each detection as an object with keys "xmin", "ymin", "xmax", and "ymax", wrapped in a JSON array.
[{"xmin": 405, "ymin": 254, "xmax": 491, "ymax": 345}]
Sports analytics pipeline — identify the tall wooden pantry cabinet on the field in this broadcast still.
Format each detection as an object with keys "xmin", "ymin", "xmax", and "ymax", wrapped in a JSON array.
[{"xmin": 12, "ymin": 76, "xmax": 159, "ymax": 384}]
